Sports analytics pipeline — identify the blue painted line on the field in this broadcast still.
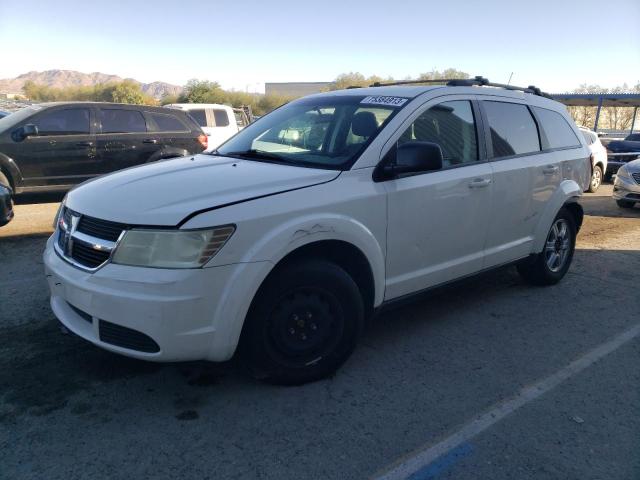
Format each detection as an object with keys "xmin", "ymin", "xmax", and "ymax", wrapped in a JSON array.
[{"xmin": 407, "ymin": 442, "xmax": 473, "ymax": 480}]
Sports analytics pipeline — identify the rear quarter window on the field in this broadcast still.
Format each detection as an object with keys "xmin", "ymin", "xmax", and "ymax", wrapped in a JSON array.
[{"xmin": 533, "ymin": 107, "xmax": 581, "ymax": 149}]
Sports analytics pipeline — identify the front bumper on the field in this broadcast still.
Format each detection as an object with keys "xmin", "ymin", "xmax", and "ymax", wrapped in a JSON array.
[
  {"xmin": 612, "ymin": 174, "xmax": 640, "ymax": 202},
  {"xmin": 44, "ymin": 236, "xmax": 268, "ymax": 362}
]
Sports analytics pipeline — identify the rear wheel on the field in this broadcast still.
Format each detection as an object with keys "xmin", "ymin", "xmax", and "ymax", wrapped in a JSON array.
[
  {"xmin": 616, "ymin": 199, "xmax": 635, "ymax": 209},
  {"xmin": 240, "ymin": 259, "xmax": 364, "ymax": 385},
  {"xmin": 587, "ymin": 165, "xmax": 602, "ymax": 193},
  {"xmin": 517, "ymin": 208, "xmax": 576, "ymax": 286}
]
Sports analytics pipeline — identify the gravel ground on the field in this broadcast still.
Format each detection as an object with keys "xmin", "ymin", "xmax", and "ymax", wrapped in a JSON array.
[{"xmin": 0, "ymin": 185, "xmax": 638, "ymax": 480}]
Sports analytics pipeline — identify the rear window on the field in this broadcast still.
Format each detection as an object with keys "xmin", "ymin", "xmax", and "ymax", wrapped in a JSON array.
[
  {"xmin": 100, "ymin": 109, "xmax": 146, "ymax": 133},
  {"xmin": 187, "ymin": 109, "xmax": 207, "ymax": 127},
  {"xmin": 148, "ymin": 112, "xmax": 188, "ymax": 132},
  {"xmin": 533, "ymin": 107, "xmax": 581, "ymax": 149},
  {"xmin": 483, "ymin": 101, "xmax": 540, "ymax": 158},
  {"xmin": 213, "ymin": 109, "xmax": 230, "ymax": 127},
  {"xmin": 32, "ymin": 108, "xmax": 90, "ymax": 136}
]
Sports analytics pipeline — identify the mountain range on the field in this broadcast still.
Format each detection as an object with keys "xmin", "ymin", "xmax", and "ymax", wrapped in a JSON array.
[{"xmin": 0, "ymin": 70, "xmax": 182, "ymax": 99}]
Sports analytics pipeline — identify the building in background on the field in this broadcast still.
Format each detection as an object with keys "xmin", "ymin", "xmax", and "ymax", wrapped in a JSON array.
[{"xmin": 265, "ymin": 82, "xmax": 331, "ymax": 97}]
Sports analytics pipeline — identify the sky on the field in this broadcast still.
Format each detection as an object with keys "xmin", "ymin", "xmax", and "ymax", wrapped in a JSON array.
[{"xmin": 1, "ymin": 0, "xmax": 639, "ymax": 94}]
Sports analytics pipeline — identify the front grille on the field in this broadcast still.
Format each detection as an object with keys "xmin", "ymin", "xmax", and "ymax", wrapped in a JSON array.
[
  {"xmin": 71, "ymin": 241, "xmax": 111, "ymax": 268},
  {"xmin": 99, "ymin": 320, "xmax": 160, "ymax": 353},
  {"xmin": 77, "ymin": 215, "xmax": 126, "ymax": 242},
  {"xmin": 632, "ymin": 172, "xmax": 640, "ymax": 184}
]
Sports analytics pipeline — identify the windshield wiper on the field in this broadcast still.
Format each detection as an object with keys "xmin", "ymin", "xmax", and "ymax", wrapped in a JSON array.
[{"xmin": 222, "ymin": 149, "xmax": 292, "ymax": 164}]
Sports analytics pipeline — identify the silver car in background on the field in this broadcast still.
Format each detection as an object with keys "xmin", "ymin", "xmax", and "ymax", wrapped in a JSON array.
[{"xmin": 613, "ymin": 159, "xmax": 640, "ymax": 209}]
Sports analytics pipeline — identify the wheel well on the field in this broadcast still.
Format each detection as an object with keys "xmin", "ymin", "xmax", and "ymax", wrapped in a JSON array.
[
  {"xmin": 594, "ymin": 162, "xmax": 605, "ymax": 171},
  {"xmin": 270, "ymin": 240, "xmax": 376, "ymax": 319},
  {"xmin": 564, "ymin": 201, "xmax": 584, "ymax": 232}
]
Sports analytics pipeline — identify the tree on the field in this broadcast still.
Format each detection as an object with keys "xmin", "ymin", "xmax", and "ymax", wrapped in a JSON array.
[
  {"xmin": 179, "ymin": 79, "xmax": 226, "ymax": 103},
  {"xmin": 109, "ymin": 80, "xmax": 149, "ymax": 104}
]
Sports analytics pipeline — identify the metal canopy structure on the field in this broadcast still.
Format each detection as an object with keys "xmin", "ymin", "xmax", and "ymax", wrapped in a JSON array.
[{"xmin": 550, "ymin": 93, "xmax": 640, "ymax": 133}]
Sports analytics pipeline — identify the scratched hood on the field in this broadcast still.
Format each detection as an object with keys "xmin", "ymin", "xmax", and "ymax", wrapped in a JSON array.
[{"xmin": 65, "ymin": 155, "xmax": 339, "ymax": 225}]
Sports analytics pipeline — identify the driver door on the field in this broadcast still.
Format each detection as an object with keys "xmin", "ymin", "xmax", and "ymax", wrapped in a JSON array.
[{"xmin": 382, "ymin": 97, "xmax": 494, "ymax": 299}]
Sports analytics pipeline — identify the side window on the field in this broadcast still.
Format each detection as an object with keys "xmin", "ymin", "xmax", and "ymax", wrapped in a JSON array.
[
  {"xmin": 398, "ymin": 100, "xmax": 478, "ymax": 167},
  {"xmin": 148, "ymin": 112, "xmax": 188, "ymax": 132},
  {"xmin": 187, "ymin": 109, "xmax": 207, "ymax": 127},
  {"xmin": 581, "ymin": 131, "xmax": 594, "ymax": 146},
  {"xmin": 100, "ymin": 109, "xmax": 146, "ymax": 134},
  {"xmin": 483, "ymin": 101, "xmax": 540, "ymax": 158},
  {"xmin": 32, "ymin": 108, "xmax": 90, "ymax": 136},
  {"xmin": 533, "ymin": 107, "xmax": 581, "ymax": 149},
  {"xmin": 212, "ymin": 109, "xmax": 230, "ymax": 127}
]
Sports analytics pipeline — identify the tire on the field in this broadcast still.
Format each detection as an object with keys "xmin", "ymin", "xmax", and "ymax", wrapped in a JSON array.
[
  {"xmin": 517, "ymin": 208, "xmax": 577, "ymax": 286},
  {"xmin": 0, "ymin": 172, "xmax": 10, "ymax": 190},
  {"xmin": 616, "ymin": 199, "xmax": 635, "ymax": 209},
  {"xmin": 239, "ymin": 259, "xmax": 364, "ymax": 385},
  {"xmin": 587, "ymin": 165, "xmax": 602, "ymax": 193}
]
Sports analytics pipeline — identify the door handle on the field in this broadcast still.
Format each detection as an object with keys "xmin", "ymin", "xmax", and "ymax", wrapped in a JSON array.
[
  {"xmin": 543, "ymin": 165, "xmax": 559, "ymax": 175},
  {"xmin": 468, "ymin": 178, "xmax": 492, "ymax": 188},
  {"xmin": 75, "ymin": 141, "xmax": 93, "ymax": 147},
  {"xmin": 143, "ymin": 139, "xmax": 158, "ymax": 144}
]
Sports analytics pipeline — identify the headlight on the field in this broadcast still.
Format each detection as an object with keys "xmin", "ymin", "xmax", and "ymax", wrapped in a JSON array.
[
  {"xmin": 53, "ymin": 198, "xmax": 66, "ymax": 230},
  {"xmin": 112, "ymin": 225, "xmax": 235, "ymax": 269},
  {"xmin": 616, "ymin": 167, "xmax": 631, "ymax": 180}
]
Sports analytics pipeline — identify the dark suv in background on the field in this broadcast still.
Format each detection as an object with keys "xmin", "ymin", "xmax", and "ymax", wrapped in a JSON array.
[{"xmin": 0, "ymin": 102, "xmax": 207, "ymax": 196}]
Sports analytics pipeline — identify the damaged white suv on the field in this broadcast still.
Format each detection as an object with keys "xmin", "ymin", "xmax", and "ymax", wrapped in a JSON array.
[{"xmin": 44, "ymin": 78, "xmax": 590, "ymax": 384}]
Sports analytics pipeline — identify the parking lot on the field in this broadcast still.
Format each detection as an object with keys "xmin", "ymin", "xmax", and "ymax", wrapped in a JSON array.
[{"xmin": 1, "ymin": 185, "xmax": 638, "ymax": 479}]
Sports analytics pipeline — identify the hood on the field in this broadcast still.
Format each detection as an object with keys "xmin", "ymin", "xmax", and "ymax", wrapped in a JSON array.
[{"xmin": 65, "ymin": 154, "xmax": 340, "ymax": 226}]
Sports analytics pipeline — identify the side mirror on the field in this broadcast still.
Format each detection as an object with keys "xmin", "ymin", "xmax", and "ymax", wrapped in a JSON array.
[
  {"xmin": 22, "ymin": 124, "xmax": 38, "ymax": 138},
  {"xmin": 14, "ymin": 124, "xmax": 38, "ymax": 141},
  {"xmin": 384, "ymin": 142, "xmax": 443, "ymax": 176}
]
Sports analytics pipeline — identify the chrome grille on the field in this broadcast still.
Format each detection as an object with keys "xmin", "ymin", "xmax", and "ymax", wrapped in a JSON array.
[
  {"xmin": 55, "ymin": 207, "xmax": 124, "ymax": 271},
  {"xmin": 632, "ymin": 172, "xmax": 640, "ymax": 184}
]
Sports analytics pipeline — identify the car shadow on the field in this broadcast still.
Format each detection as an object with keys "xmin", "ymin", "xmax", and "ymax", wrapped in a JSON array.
[
  {"xmin": 14, "ymin": 191, "xmax": 66, "ymax": 205},
  {"xmin": 2, "ymin": 247, "xmax": 638, "ymax": 430},
  {"xmin": 580, "ymin": 192, "xmax": 639, "ymax": 219}
]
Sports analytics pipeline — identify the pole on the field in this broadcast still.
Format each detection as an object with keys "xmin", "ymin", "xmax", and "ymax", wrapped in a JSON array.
[
  {"xmin": 630, "ymin": 107, "xmax": 638, "ymax": 135},
  {"xmin": 594, "ymin": 97, "xmax": 603, "ymax": 132}
]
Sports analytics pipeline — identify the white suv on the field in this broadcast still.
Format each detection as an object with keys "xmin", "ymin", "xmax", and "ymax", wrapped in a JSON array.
[{"xmin": 44, "ymin": 78, "xmax": 590, "ymax": 384}]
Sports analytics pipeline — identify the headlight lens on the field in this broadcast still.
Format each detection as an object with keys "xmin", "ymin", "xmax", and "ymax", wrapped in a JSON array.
[
  {"xmin": 616, "ymin": 167, "xmax": 631, "ymax": 180},
  {"xmin": 53, "ymin": 198, "xmax": 66, "ymax": 230},
  {"xmin": 112, "ymin": 225, "xmax": 235, "ymax": 269}
]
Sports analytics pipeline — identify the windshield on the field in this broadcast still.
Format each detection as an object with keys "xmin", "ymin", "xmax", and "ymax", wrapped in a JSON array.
[
  {"xmin": 0, "ymin": 105, "xmax": 42, "ymax": 131},
  {"xmin": 216, "ymin": 95, "xmax": 406, "ymax": 169}
]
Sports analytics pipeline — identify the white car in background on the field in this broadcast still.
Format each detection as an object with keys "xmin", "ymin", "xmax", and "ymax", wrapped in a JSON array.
[
  {"xmin": 165, "ymin": 104, "xmax": 250, "ymax": 151},
  {"xmin": 579, "ymin": 127, "xmax": 608, "ymax": 192}
]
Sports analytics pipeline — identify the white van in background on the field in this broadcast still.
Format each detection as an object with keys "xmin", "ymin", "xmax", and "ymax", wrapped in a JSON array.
[{"xmin": 165, "ymin": 104, "xmax": 250, "ymax": 151}]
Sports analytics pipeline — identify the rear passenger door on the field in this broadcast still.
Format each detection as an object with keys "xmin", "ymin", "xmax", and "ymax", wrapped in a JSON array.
[
  {"xmin": 383, "ymin": 97, "xmax": 494, "ymax": 299},
  {"xmin": 96, "ymin": 107, "xmax": 161, "ymax": 174},
  {"xmin": 145, "ymin": 110, "xmax": 195, "ymax": 156},
  {"xmin": 480, "ymin": 99, "xmax": 559, "ymax": 267}
]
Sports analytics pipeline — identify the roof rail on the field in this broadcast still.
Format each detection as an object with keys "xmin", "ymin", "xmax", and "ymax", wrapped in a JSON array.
[{"xmin": 369, "ymin": 76, "xmax": 551, "ymax": 98}]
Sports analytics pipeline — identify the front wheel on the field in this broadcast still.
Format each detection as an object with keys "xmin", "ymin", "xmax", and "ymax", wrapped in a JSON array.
[
  {"xmin": 587, "ymin": 165, "xmax": 602, "ymax": 193},
  {"xmin": 239, "ymin": 259, "xmax": 364, "ymax": 385},
  {"xmin": 616, "ymin": 199, "xmax": 635, "ymax": 209},
  {"xmin": 517, "ymin": 208, "xmax": 577, "ymax": 286}
]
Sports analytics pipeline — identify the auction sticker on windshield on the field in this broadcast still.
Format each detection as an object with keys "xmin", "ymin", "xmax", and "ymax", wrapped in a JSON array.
[{"xmin": 361, "ymin": 96, "xmax": 408, "ymax": 107}]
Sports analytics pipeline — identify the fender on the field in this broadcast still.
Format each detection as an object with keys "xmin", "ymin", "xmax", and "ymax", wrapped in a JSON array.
[
  {"xmin": 532, "ymin": 179, "xmax": 582, "ymax": 253},
  {"xmin": 202, "ymin": 214, "xmax": 387, "ymax": 361},
  {"xmin": 0, "ymin": 152, "xmax": 22, "ymax": 191}
]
